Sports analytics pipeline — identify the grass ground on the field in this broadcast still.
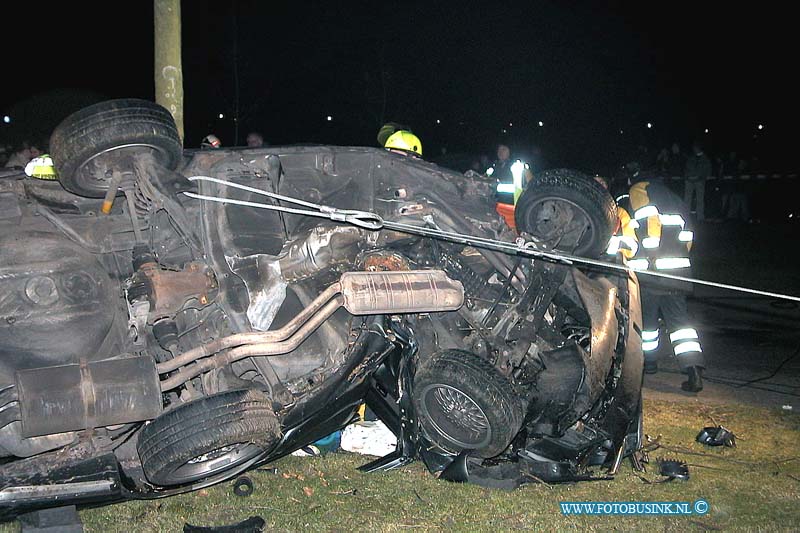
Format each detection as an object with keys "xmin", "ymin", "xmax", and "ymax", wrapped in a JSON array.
[{"xmin": 3, "ymin": 398, "xmax": 799, "ymax": 532}]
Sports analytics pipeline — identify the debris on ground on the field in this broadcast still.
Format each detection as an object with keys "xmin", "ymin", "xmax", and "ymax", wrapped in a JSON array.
[
  {"xmin": 696, "ymin": 426, "xmax": 737, "ymax": 447},
  {"xmin": 232, "ymin": 476, "xmax": 254, "ymax": 497},
  {"xmin": 658, "ymin": 458, "xmax": 690, "ymax": 481},
  {"xmin": 183, "ymin": 516, "xmax": 265, "ymax": 533}
]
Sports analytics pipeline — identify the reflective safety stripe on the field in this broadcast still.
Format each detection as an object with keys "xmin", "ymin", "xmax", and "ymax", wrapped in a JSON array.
[
  {"xmin": 606, "ymin": 236, "xmax": 621, "ymax": 255},
  {"xmin": 659, "ymin": 214, "xmax": 686, "ymax": 227},
  {"xmin": 510, "ymin": 160, "xmax": 525, "ymax": 188},
  {"xmin": 678, "ymin": 230, "xmax": 694, "ymax": 242},
  {"xmin": 655, "ymin": 257, "xmax": 691, "ymax": 270},
  {"xmin": 642, "ymin": 340, "xmax": 660, "ymax": 351},
  {"xmin": 513, "ymin": 161, "xmax": 527, "ymax": 204},
  {"xmin": 642, "ymin": 237, "xmax": 660, "ymax": 249},
  {"xmin": 674, "ymin": 341, "xmax": 702, "ymax": 355},
  {"xmin": 496, "ymin": 183, "xmax": 515, "ymax": 193},
  {"xmin": 634, "ymin": 205, "xmax": 659, "ymax": 220},
  {"xmin": 670, "ymin": 328, "xmax": 699, "ymax": 342},
  {"xmin": 628, "ymin": 219, "xmax": 641, "ymax": 229},
  {"xmin": 627, "ymin": 258, "xmax": 650, "ymax": 270},
  {"xmin": 606, "ymin": 236, "xmax": 638, "ymax": 255},
  {"xmin": 642, "ymin": 330, "xmax": 659, "ymax": 341}
]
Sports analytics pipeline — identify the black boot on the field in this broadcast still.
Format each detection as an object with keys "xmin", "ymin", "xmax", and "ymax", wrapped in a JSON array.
[
  {"xmin": 644, "ymin": 360, "xmax": 658, "ymax": 374},
  {"xmin": 681, "ymin": 366, "xmax": 704, "ymax": 392}
]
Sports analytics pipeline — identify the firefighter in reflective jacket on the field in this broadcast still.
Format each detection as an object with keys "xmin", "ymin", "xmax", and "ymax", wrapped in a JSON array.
[
  {"xmin": 486, "ymin": 144, "xmax": 533, "ymax": 228},
  {"xmin": 607, "ymin": 179, "xmax": 706, "ymax": 392}
]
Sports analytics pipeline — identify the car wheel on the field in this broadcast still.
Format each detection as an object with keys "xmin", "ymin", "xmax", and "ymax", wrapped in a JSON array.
[
  {"xmin": 50, "ymin": 98, "xmax": 183, "ymax": 198},
  {"xmin": 412, "ymin": 350, "xmax": 525, "ymax": 458},
  {"xmin": 137, "ymin": 389, "xmax": 280, "ymax": 487},
  {"xmin": 515, "ymin": 168, "xmax": 617, "ymax": 258}
]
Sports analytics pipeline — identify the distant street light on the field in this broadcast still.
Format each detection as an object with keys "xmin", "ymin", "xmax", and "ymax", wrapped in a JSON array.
[
  {"xmin": 509, "ymin": 122, "xmax": 513, "ymax": 127},
  {"xmin": 538, "ymin": 121, "xmax": 544, "ymax": 127},
  {"xmin": 646, "ymin": 122, "xmax": 653, "ymax": 129},
  {"xmin": 758, "ymin": 124, "xmax": 764, "ymax": 130},
  {"xmin": 619, "ymin": 129, "xmax": 624, "ymax": 134},
  {"xmin": 436, "ymin": 119, "xmax": 441, "ymax": 124},
  {"xmin": 218, "ymin": 113, "xmax": 224, "ymax": 119},
  {"xmin": 704, "ymin": 128, "xmax": 709, "ymax": 133},
  {"xmin": 2, "ymin": 115, "xmax": 10, "ymax": 124},
  {"xmin": 502, "ymin": 129, "xmax": 507, "ymax": 134},
  {"xmin": 327, "ymin": 115, "xmax": 333, "ymax": 122}
]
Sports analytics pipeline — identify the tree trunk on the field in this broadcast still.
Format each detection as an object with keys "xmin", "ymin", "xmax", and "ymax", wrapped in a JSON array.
[{"xmin": 154, "ymin": 0, "xmax": 184, "ymax": 142}]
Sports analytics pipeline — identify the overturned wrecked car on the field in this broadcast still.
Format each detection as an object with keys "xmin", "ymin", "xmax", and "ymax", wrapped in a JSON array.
[{"xmin": 0, "ymin": 99, "xmax": 643, "ymax": 518}]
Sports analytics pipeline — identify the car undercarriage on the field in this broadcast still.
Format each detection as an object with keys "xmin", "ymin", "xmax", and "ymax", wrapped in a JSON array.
[{"xmin": 0, "ymin": 100, "xmax": 644, "ymax": 519}]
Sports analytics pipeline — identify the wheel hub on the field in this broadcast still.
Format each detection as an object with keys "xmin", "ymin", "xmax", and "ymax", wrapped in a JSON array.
[
  {"xmin": 77, "ymin": 144, "xmax": 171, "ymax": 192},
  {"xmin": 167, "ymin": 442, "xmax": 263, "ymax": 486},
  {"xmin": 421, "ymin": 384, "xmax": 492, "ymax": 450},
  {"xmin": 526, "ymin": 197, "xmax": 593, "ymax": 251},
  {"xmin": 187, "ymin": 444, "xmax": 238, "ymax": 465},
  {"xmin": 433, "ymin": 387, "xmax": 490, "ymax": 434}
]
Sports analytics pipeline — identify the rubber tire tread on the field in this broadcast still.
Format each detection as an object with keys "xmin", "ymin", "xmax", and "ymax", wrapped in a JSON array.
[
  {"xmin": 50, "ymin": 99, "xmax": 182, "ymax": 197},
  {"xmin": 413, "ymin": 350, "xmax": 525, "ymax": 458},
  {"xmin": 137, "ymin": 389, "xmax": 280, "ymax": 486},
  {"xmin": 515, "ymin": 168, "xmax": 617, "ymax": 258}
]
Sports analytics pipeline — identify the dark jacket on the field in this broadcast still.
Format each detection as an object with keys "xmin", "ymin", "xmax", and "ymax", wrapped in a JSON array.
[
  {"xmin": 684, "ymin": 152, "xmax": 711, "ymax": 182},
  {"xmin": 489, "ymin": 159, "xmax": 513, "ymax": 181}
]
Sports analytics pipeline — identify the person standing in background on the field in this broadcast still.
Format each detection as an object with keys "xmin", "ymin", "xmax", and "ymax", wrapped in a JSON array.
[
  {"xmin": 667, "ymin": 142, "xmax": 685, "ymax": 177},
  {"xmin": 684, "ymin": 141, "xmax": 711, "ymax": 221},
  {"xmin": 246, "ymin": 131, "xmax": 265, "ymax": 147}
]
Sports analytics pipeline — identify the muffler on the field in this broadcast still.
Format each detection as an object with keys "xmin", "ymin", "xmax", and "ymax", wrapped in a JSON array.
[
  {"xmin": 16, "ymin": 356, "xmax": 162, "ymax": 438},
  {"xmin": 339, "ymin": 270, "xmax": 464, "ymax": 315}
]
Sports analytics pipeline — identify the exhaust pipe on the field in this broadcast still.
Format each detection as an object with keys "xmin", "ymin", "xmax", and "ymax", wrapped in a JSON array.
[{"xmin": 159, "ymin": 270, "xmax": 463, "ymax": 391}]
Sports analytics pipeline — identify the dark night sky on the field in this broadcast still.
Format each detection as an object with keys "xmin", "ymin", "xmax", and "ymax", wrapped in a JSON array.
[{"xmin": 1, "ymin": 1, "xmax": 795, "ymax": 173}]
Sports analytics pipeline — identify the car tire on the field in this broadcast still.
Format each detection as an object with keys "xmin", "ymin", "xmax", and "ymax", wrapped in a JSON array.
[
  {"xmin": 515, "ymin": 168, "xmax": 617, "ymax": 258},
  {"xmin": 412, "ymin": 350, "xmax": 524, "ymax": 458},
  {"xmin": 50, "ymin": 98, "xmax": 183, "ymax": 198},
  {"xmin": 137, "ymin": 389, "xmax": 280, "ymax": 487}
]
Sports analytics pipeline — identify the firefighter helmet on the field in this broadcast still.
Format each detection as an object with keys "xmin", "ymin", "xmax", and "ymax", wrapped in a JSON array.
[
  {"xmin": 384, "ymin": 130, "xmax": 422, "ymax": 156},
  {"xmin": 24, "ymin": 154, "xmax": 58, "ymax": 180}
]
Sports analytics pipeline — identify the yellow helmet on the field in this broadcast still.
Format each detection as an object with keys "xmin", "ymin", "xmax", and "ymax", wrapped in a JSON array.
[
  {"xmin": 24, "ymin": 154, "xmax": 58, "ymax": 180},
  {"xmin": 384, "ymin": 130, "xmax": 422, "ymax": 156}
]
